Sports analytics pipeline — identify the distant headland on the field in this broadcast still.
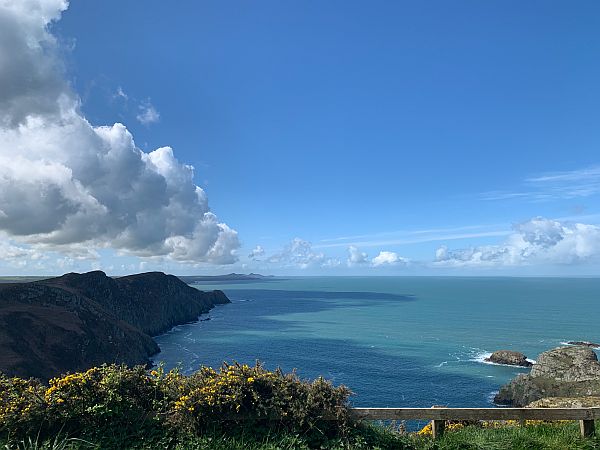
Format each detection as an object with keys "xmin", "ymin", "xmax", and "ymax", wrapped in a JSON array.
[
  {"xmin": 179, "ymin": 273, "xmax": 276, "ymax": 283},
  {"xmin": 0, "ymin": 271, "xmax": 230, "ymax": 380}
]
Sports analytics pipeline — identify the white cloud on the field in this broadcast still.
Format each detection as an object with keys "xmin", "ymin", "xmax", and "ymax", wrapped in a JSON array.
[
  {"xmin": 322, "ymin": 258, "xmax": 342, "ymax": 268},
  {"xmin": 0, "ymin": 0, "xmax": 239, "ymax": 265},
  {"xmin": 0, "ymin": 0, "xmax": 69, "ymax": 127},
  {"xmin": 56, "ymin": 256, "xmax": 75, "ymax": 269},
  {"xmin": 248, "ymin": 245, "xmax": 265, "ymax": 260},
  {"xmin": 115, "ymin": 86, "xmax": 128, "ymax": 101},
  {"xmin": 0, "ymin": 240, "xmax": 35, "ymax": 261},
  {"xmin": 347, "ymin": 245, "xmax": 368, "ymax": 266},
  {"xmin": 434, "ymin": 217, "xmax": 600, "ymax": 267},
  {"xmin": 136, "ymin": 100, "xmax": 160, "ymax": 125},
  {"xmin": 482, "ymin": 165, "xmax": 600, "ymax": 201},
  {"xmin": 371, "ymin": 251, "xmax": 408, "ymax": 267},
  {"xmin": 268, "ymin": 238, "xmax": 338, "ymax": 269},
  {"xmin": 0, "ymin": 236, "xmax": 53, "ymax": 269}
]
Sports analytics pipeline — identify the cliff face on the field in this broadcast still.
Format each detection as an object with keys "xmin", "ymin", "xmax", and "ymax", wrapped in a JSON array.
[
  {"xmin": 0, "ymin": 271, "xmax": 230, "ymax": 380},
  {"xmin": 46, "ymin": 271, "xmax": 229, "ymax": 336},
  {"xmin": 495, "ymin": 346, "xmax": 600, "ymax": 406}
]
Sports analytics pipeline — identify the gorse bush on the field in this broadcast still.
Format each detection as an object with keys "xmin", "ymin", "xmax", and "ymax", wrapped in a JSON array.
[
  {"xmin": 167, "ymin": 362, "xmax": 352, "ymax": 442},
  {"xmin": 0, "ymin": 376, "xmax": 46, "ymax": 438},
  {"xmin": 44, "ymin": 366, "xmax": 160, "ymax": 434},
  {"xmin": 1, "ymin": 365, "xmax": 166, "ymax": 441},
  {"xmin": 0, "ymin": 362, "xmax": 353, "ymax": 446}
]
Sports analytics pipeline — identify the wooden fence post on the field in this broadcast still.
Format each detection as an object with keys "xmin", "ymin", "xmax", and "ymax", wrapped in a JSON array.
[
  {"xmin": 431, "ymin": 419, "xmax": 445, "ymax": 439},
  {"xmin": 431, "ymin": 405, "xmax": 445, "ymax": 439},
  {"xmin": 580, "ymin": 420, "xmax": 595, "ymax": 438}
]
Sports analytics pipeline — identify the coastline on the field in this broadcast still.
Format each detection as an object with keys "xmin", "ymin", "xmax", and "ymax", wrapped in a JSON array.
[{"xmin": 153, "ymin": 276, "xmax": 600, "ymax": 410}]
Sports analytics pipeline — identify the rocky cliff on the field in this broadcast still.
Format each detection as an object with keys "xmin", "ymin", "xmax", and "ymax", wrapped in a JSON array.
[
  {"xmin": 45, "ymin": 271, "xmax": 229, "ymax": 336},
  {"xmin": 495, "ymin": 346, "xmax": 600, "ymax": 406},
  {"xmin": 0, "ymin": 271, "xmax": 229, "ymax": 380}
]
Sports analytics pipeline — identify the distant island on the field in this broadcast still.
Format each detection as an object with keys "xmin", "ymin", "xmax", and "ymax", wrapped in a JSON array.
[
  {"xmin": 179, "ymin": 273, "xmax": 276, "ymax": 283},
  {"xmin": 0, "ymin": 271, "xmax": 229, "ymax": 380}
]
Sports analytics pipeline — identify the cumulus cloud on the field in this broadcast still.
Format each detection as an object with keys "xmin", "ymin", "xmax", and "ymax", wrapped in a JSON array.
[
  {"xmin": 0, "ymin": 0, "xmax": 69, "ymax": 127},
  {"xmin": 268, "ymin": 238, "xmax": 339, "ymax": 269},
  {"xmin": 248, "ymin": 245, "xmax": 265, "ymax": 260},
  {"xmin": 371, "ymin": 251, "xmax": 408, "ymax": 267},
  {"xmin": 0, "ymin": 240, "xmax": 38, "ymax": 262},
  {"xmin": 136, "ymin": 100, "xmax": 160, "ymax": 125},
  {"xmin": 0, "ymin": 0, "xmax": 239, "ymax": 264},
  {"xmin": 434, "ymin": 217, "xmax": 600, "ymax": 267},
  {"xmin": 347, "ymin": 245, "xmax": 368, "ymax": 266}
]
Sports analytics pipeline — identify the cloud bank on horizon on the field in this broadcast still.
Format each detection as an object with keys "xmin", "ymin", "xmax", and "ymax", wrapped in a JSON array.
[
  {"xmin": 0, "ymin": 0, "xmax": 239, "ymax": 267},
  {"xmin": 434, "ymin": 217, "xmax": 600, "ymax": 268},
  {"xmin": 247, "ymin": 216, "xmax": 600, "ymax": 272}
]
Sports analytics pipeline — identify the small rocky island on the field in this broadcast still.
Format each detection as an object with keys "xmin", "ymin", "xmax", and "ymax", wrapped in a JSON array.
[
  {"xmin": 0, "ymin": 271, "xmax": 229, "ymax": 380},
  {"xmin": 495, "ymin": 346, "xmax": 600, "ymax": 407},
  {"xmin": 485, "ymin": 350, "xmax": 532, "ymax": 367}
]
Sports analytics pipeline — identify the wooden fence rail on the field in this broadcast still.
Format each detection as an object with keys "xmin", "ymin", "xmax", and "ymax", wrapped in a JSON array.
[{"xmin": 350, "ymin": 407, "xmax": 600, "ymax": 439}]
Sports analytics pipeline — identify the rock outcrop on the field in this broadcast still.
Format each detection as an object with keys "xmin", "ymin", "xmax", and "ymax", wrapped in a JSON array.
[
  {"xmin": 566, "ymin": 341, "xmax": 600, "ymax": 349},
  {"xmin": 527, "ymin": 396, "xmax": 600, "ymax": 408},
  {"xmin": 485, "ymin": 350, "xmax": 532, "ymax": 367},
  {"xmin": 0, "ymin": 271, "xmax": 230, "ymax": 380},
  {"xmin": 495, "ymin": 346, "xmax": 600, "ymax": 406}
]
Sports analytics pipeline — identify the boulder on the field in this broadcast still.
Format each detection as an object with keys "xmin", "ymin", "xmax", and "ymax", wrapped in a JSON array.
[
  {"xmin": 495, "ymin": 346, "xmax": 600, "ymax": 406},
  {"xmin": 485, "ymin": 350, "xmax": 532, "ymax": 367}
]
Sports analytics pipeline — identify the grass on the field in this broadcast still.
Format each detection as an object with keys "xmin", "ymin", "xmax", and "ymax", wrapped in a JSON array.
[
  {"xmin": 2, "ymin": 422, "xmax": 599, "ymax": 450},
  {"xmin": 414, "ymin": 421, "xmax": 600, "ymax": 450}
]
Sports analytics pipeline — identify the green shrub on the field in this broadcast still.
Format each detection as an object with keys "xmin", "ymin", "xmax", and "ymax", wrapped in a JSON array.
[
  {"xmin": 0, "ymin": 375, "xmax": 46, "ymax": 437},
  {"xmin": 0, "ymin": 362, "xmax": 353, "ymax": 447},
  {"xmin": 166, "ymin": 362, "xmax": 352, "ymax": 443},
  {"xmin": 43, "ymin": 365, "xmax": 161, "ymax": 435}
]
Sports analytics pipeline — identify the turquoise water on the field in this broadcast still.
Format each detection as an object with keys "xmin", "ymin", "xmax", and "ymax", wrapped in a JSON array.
[{"xmin": 154, "ymin": 277, "xmax": 600, "ymax": 409}]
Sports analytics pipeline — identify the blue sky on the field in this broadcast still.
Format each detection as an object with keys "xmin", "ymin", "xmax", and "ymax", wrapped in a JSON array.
[{"xmin": 0, "ymin": 0, "xmax": 599, "ymax": 275}]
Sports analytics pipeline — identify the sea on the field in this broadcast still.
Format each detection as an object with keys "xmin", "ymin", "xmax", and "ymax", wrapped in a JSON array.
[{"xmin": 154, "ymin": 277, "xmax": 600, "ymax": 410}]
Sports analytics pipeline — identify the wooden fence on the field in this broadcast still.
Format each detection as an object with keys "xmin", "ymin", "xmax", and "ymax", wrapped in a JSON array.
[{"xmin": 350, "ymin": 407, "xmax": 600, "ymax": 439}]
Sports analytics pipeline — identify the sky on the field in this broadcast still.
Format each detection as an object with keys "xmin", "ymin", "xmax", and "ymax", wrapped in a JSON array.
[{"xmin": 0, "ymin": 0, "xmax": 599, "ymax": 276}]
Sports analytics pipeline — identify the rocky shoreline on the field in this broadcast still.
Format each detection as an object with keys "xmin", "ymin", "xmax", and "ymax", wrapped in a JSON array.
[
  {"xmin": 0, "ymin": 271, "xmax": 230, "ymax": 380},
  {"xmin": 494, "ymin": 345, "xmax": 600, "ymax": 407}
]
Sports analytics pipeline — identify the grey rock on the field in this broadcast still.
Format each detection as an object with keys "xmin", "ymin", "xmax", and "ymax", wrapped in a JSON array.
[
  {"xmin": 530, "ymin": 346, "xmax": 600, "ymax": 382},
  {"xmin": 567, "ymin": 341, "xmax": 600, "ymax": 349},
  {"xmin": 485, "ymin": 350, "xmax": 532, "ymax": 367},
  {"xmin": 495, "ymin": 346, "xmax": 600, "ymax": 406},
  {"xmin": 527, "ymin": 396, "xmax": 600, "ymax": 408}
]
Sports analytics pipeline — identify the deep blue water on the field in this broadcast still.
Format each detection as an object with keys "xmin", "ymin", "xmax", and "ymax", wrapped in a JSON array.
[{"xmin": 154, "ymin": 277, "xmax": 600, "ymax": 409}]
